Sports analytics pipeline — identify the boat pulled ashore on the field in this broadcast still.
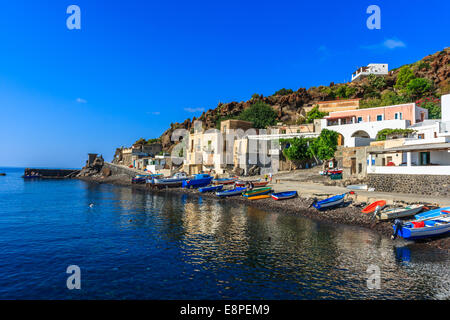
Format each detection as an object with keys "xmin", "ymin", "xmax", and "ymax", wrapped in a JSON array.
[
  {"xmin": 182, "ymin": 174, "xmax": 213, "ymax": 189},
  {"xmin": 311, "ymin": 193, "xmax": 349, "ymax": 210},
  {"xmin": 216, "ymin": 187, "xmax": 247, "ymax": 197},
  {"xmin": 392, "ymin": 215, "xmax": 450, "ymax": 240},
  {"xmin": 271, "ymin": 191, "xmax": 297, "ymax": 200},
  {"xmin": 198, "ymin": 185, "xmax": 223, "ymax": 193},
  {"xmin": 235, "ymin": 180, "xmax": 270, "ymax": 187},
  {"xmin": 375, "ymin": 204, "xmax": 424, "ymax": 221},
  {"xmin": 153, "ymin": 172, "xmax": 189, "ymax": 188},
  {"xmin": 242, "ymin": 187, "xmax": 272, "ymax": 198},
  {"xmin": 212, "ymin": 177, "xmax": 237, "ymax": 185}
]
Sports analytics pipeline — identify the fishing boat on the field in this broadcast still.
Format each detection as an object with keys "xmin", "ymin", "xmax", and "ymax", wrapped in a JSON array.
[
  {"xmin": 153, "ymin": 172, "xmax": 189, "ymax": 187},
  {"xmin": 235, "ymin": 180, "xmax": 269, "ymax": 187},
  {"xmin": 132, "ymin": 174, "xmax": 151, "ymax": 184},
  {"xmin": 375, "ymin": 204, "xmax": 424, "ymax": 221},
  {"xmin": 414, "ymin": 207, "xmax": 450, "ymax": 220},
  {"xmin": 182, "ymin": 174, "xmax": 213, "ymax": 189},
  {"xmin": 198, "ymin": 185, "xmax": 223, "ymax": 193},
  {"xmin": 312, "ymin": 193, "xmax": 347, "ymax": 210},
  {"xmin": 392, "ymin": 215, "xmax": 450, "ymax": 240},
  {"xmin": 213, "ymin": 177, "xmax": 237, "ymax": 185},
  {"xmin": 271, "ymin": 191, "xmax": 297, "ymax": 200},
  {"xmin": 346, "ymin": 184, "xmax": 368, "ymax": 191},
  {"xmin": 216, "ymin": 187, "xmax": 247, "ymax": 197},
  {"xmin": 242, "ymin": 187, "xmax": 272, "ymax": 198},
  {"xmin": 247, "ymin": 194, "xmax": 271, "ymax": 201},
  {"xmin": 361, "ymin": 200, "xmax": 386, "ymax": 214}
]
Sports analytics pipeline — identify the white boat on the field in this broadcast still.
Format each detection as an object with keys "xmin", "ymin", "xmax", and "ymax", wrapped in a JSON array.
[
  {"xmin": 153, "ymin": 172, "xmax": 189, "ymax": 187},
  {"xmin": 376, "ymin": 204, "xmax": 424, "ymax": 221},
  {"xmin": 346, "ymin": 184, "xmax": 368, "ymax": 190}
]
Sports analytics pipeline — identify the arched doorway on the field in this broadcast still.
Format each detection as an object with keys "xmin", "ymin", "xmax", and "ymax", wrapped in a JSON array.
[{"xmin": 351, "ymin": 130, "xmax": 371, "ymax": 138}]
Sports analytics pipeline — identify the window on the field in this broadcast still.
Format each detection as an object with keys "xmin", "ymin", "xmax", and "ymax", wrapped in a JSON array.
[
  {"xmin": 357, "ymin": 117, "xmax": 363, "ymax": 123},
  {"xmin": 281, "ymin": 129, "xmax": 286, "ymax": 134},
  {"xmin": 376, "ymin": 115, "xmax": 383, "ymax": 121}
]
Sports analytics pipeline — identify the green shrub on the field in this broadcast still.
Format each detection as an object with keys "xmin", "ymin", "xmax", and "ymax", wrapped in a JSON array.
[
  {"xmin": 406, "ymin": 78, "xmax": 433, "ymax": 98},
  {"xmin": 305, "ymin": 105, "xmax": 327, "ymax": 123},
  {"xmin": 368, "ymin": 74, "xmax": 387, "ymax": 90},
  {"xmin": 238, "ymin": 101, "xmax": 278, "ymax": 129},
  {"xmin": 395, "ymin": 66, "xmax": 416, "ymax": 90},
  {"xmin": 273, "ymin": 88, "xmax": 294, "ymax": 96},
  {"xmin": 376, "ymin": 129, "xmax": 416, "ymax": 141}
]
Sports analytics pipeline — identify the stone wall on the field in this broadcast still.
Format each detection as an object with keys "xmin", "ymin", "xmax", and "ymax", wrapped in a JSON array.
[
  {"xmin": 367, "ymin": 173, "xmax": 450, "ymax": 197},
  {"xmin": 103, "ymin": 162, "xmax": 139, "ymax": 178}
]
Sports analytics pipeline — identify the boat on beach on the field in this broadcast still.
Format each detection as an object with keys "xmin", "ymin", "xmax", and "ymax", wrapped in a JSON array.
[
  {"xmin": 153, "ymin": 172, "xmax": 189, "ymax": 187},
  {"xmin": 312, "ymin": 193, "xmax": 347, "ymax": 210},
  {"xmin": 414, "ymin": 207, "xmax": 450, "ymax": 220},
  {"xmin": 242, "ymin": 187, "xmax": 272, "ymax": 198},
  {"xmin": 182, "ymin": 174, "xmax": 213, "ymax": 189},
  {"xmin": 198, "ymin": 185, "xmax": 223, "ymax": 193},
  {"xmin": 392, "ymin": 215, "xmax": 450, "ymax": 240},
  {"xmin": 375, "ymin": 204, "xmax": 424, "ymax": 221},
  {"xmin": 213, "ymin": 178, "xmax": 237, "ymax": 185},
  {"xmin": 216, "ymin": 187, "xmax": 247, "ymax": 197},
  {"xmin": 271, "ymin": 191, "xmax": 297, "ymax": 200},
  {"xmin": 361, "ymin": 200, "xmax": 386, "ymax": 214},
  {"xmin": 247, "ymin": 194, "xmax": 271, "ymax": 201},
  {"xmin": 235, "ymin": 180, "xmax": 270, "ymax": 187}
]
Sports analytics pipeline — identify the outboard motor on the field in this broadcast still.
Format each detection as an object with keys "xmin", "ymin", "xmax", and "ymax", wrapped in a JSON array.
[{"xmin": 392, "ymin": 219, "xmax": 403, "ymax": 240}]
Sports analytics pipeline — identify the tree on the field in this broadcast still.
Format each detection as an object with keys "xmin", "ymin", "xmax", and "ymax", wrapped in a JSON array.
[
  {"xmin": 238, "ymin": 101, "xmax": 278, "ymax": 129},
  {"xmin": 406, "ymin": 78, "xmax": 433, "ymax": 98},
  {"xmin": 395, "ymin": 66, "xmax": 415, "ymax": 90},
  {"xmin": 281, "ymin": 137, "xmax": 312, "ymax": 161},
  {"xmin": 368, "ymin": 74, "xmax": 386, "ymax": 90},
  {"xmin": 416, "ymin": 97, "xmax": 441, "ymax": 119},
  {"xmin": 305, "ymin": 105, "xmax": 327, "ymax": 123},
  {"xmin": 309, "ymin": 129, "xmax": 339, "ymax": 161},
  {"xmin": 273, "ymin": 88, "xmax": 293, "ymax": 96}
]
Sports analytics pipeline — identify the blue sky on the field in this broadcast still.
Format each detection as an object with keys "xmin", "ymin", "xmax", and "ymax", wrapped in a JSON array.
[{"xmin": 0, "ymin": 0, "xmax": 449, "ymax": 168}]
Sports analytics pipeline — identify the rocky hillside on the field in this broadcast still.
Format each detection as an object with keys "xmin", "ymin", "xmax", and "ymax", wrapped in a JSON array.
[{"xmin": 158, "ymin": 48, "xmax": 449, "ymax": 151}]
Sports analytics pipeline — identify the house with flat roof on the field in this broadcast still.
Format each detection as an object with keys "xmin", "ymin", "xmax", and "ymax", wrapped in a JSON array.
[
  {"xmin": 351, "ymin": 63, "xmax": 388, "ymax": 82},
  {"xmin": 321, "ymin": 103, "xmax": 428, "ymax": 147}
]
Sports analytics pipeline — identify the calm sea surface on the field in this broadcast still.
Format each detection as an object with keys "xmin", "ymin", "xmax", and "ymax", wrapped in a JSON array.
[{"xmin": 0, "ymin": 167, "xmax": 448, "ymax": 299}]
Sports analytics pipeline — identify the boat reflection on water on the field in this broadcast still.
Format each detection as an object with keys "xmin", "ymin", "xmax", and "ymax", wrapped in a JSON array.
[{"xmin": 93, "ymin": 183, "xmax": 449, "ymax": 299}]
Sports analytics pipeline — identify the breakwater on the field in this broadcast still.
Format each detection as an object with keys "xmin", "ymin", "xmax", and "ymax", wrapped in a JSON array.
[{"xmin": 24, "ymin": 168, "xmax": 80, "ymax": 178}]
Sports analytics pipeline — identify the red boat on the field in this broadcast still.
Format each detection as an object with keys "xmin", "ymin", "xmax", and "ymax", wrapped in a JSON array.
[
  {"xmin": 235, "ymin": 180, "xmax": 269, "ymax": 187},
  {"xmin": 362, "ymin": 200, "xmax": 387, "ymax": 214}
]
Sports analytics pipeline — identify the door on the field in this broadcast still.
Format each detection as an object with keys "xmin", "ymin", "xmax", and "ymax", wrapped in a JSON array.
[{"xmin": 351, "ymin": 158, "xmax": 356, "ymax": 175}]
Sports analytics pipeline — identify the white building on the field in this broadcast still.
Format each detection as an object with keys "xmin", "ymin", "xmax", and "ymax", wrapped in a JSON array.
[
  {"xmin": 352, "ymin": 63, "xmax": 388, "ymax": 82},
  {"xmin": 367, "ymin": 94, "xmax": 450, "ymax": 175}
]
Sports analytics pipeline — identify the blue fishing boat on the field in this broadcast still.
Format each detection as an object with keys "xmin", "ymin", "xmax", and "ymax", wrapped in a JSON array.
[
  {"xmin": 392, "ymin": 216, "xmax": 450, "ymax": 240},
  {"xmin": 182, "ymin": 174, "xmax": 213, "ymax": 189},
  {"xmin": 216, "ymin": 187, "xmax": 247, "ymax": 197},
  {"xmin": 271, "ymin": 191, "xmax": 297, "ymax": 200},
  {"xmin": 312, "ymin": 193, "xmax": 347, "ymax": 210},
  {"xmin": 198, "ymin": 185, "xmax": 223, "ymax": 193},
  {"xmin": 414, "ymin": 206, "xmax": 450, "ymax": 220}
]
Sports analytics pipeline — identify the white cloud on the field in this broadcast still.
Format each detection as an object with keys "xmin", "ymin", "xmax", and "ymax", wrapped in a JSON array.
[
  {"xmin": 184, "ymin": 107, "xmax": 205, "ymax": 113},
  {"xmin": 383, "ymin": 39, "xmax": 406, "ymax": 49},
  {"xmin": 146, "ymin": 111, "xmax": 160, "ymax": 115},
  {"xmin": 76, "ymin": 98, "xmax": 87, "ymax": 103},
  {"xmin": 361, "ymin": 38, "xmax": 406, "ymax": 50}
]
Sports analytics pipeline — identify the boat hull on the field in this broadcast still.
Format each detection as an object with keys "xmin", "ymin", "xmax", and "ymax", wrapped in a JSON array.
[
  {"xmin": 378, "ymin": 205, "xmax": 424, "ymax": 221},
  {"xmin": 216, "ymin": 187, "xmax": 247, "ymax": 197},
  {"xmin": 242, "ymin": 187, "xmax": 272, "ymax": 197},
  {"xmin": 393, "ymin": 219, "xmax": 450, "ymax": 240},
  {"xmin": 182, "ymin": 177, "xmax": 213, "ymax": 189},
  {"xmin": 312, "ymin": 194, "xmax": 346, "ymax": 210},
  {"xmin": 362, "ymin": 200, "xmax": 386, "ymax": 214},
  {"xmin": 198, "ymin": 185, "xmax": 223, "ymax": 193},
  {"xmin": 271, "ymin": 191, "xmax": 297, "ymax": 200},
  {"xmin": 248, "ymin": 194, "xmax": 271, "ymax": 200}
]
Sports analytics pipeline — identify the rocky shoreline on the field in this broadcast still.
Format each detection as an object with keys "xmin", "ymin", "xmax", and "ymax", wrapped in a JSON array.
[{"xmin": 78, "ymin": 174, "xmax": 450, "ymax": 251}]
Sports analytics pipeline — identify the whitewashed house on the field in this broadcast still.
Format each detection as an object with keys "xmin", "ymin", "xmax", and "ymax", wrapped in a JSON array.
[{"xmin": 367, "ymin": 94, "xmax": 450, "ymax": 175}]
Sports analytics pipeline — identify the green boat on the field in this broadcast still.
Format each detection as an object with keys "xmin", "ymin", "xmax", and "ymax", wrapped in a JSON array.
[{"xmin": 242, "ymin": 187, "xmax": 272, "ymax": 197}]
